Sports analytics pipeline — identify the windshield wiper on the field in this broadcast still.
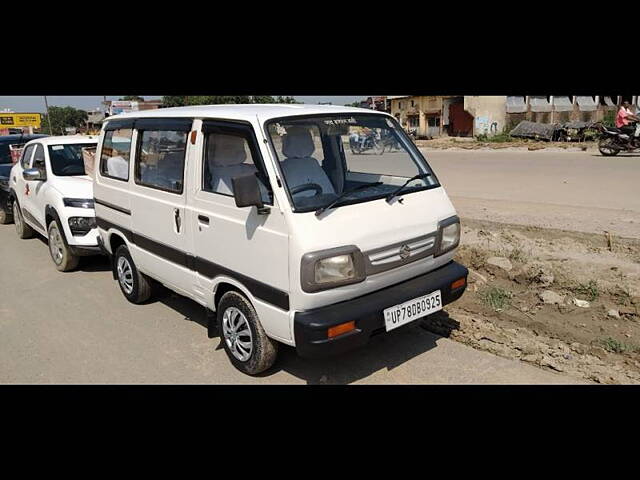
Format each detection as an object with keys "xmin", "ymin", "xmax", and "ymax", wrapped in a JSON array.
[
  {"xmin": 385, "ymin": 173, "xmax": 431, "ymax": 204},
  {"xmin": 315, "ymin": 182, "xmax": 383, "ymax": 216}
]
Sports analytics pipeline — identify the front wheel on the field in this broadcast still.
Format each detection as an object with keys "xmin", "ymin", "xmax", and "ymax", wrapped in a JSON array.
[
  {"xmin": 114, "ymin": 245, "xmax": 152, "ymax": 304},
  {"xmin": 47, "ymin": 221, "xmax": 79, "ymax": 272},
  {"xmin": 598, "ymin": 137, "xmax": 620, "ymax": 156},
  {"xmin": 218, "ymin": 290, "xmax": 278, "ymax": 375}
]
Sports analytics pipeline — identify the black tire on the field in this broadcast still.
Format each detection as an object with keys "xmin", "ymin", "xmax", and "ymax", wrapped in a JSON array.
[
  {"xmin": 0, "ymin": 205, "xmax": 12, "ymax": 224},
  {"xmin": 12, "ymin": 199, "xmax": 34, "ymax": 239},
  {"xmin": 47, "ymin": 220, "xmax": 79, "ymax": 272},
  {"xmin": 217, "ymin": 290, "xmax": 278, "ymax": 375},
  {"xmin": 599, "ymin": 138, "xmax": 620, "ymax": 156},
  {"xmin": 114, "ymin": 244, "xmax": 152, "ymax": 304}
]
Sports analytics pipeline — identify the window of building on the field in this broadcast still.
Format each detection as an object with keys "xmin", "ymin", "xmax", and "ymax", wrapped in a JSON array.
[
  {"xmin": 398, "ymin": 101, "xmax": 403, "ymax": 110},
  {"xmin": 135, "ymin": 129, "xmax": 187, "ymax": 194},
  {"xmin": 409, "ymin": 116, "xmax": 420, "ymax": 128},
  {"xmin": 410, "ymin": 100, "xmax": 415, "ymax": 108},
  {"xmin": 100, "ymin": 128, "xmax": 133, "ymax": 181}
]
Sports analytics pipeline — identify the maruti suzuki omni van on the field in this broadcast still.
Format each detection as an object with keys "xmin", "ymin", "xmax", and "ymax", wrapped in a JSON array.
[{"xmin": 93, "ymin": 104, "xmax": 468, "ymax": 374}]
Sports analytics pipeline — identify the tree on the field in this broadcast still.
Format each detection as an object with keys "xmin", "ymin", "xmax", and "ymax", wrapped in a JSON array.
[
  {"xmin": 119, "ymin": 95, "xmax": 145, "ymax": 102},
  {"xmin": 40, "ymin": 106, "xmax": 88, "ymax": 135}
]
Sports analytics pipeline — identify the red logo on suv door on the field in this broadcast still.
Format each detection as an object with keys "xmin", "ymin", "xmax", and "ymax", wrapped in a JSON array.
[{"xmin": 25, "ymin": 184, "xmax": 30, "ymax": 196}]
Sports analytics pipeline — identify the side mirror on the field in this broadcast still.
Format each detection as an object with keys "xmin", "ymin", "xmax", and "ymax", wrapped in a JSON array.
[
  {"xmin": 23, "ymin": 168, "xmax": 46, "ymax": 182},
  {"xmin": 232, "ymin": 174, "xmax": 269, "ymax": 214}
]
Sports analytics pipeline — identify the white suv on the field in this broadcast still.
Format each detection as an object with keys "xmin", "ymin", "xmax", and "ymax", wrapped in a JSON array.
[{"xmin": 9, "ymin": 135, "xmax": 100, "ymax": 271}]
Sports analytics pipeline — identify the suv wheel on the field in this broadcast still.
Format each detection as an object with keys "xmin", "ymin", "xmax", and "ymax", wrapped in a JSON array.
[
  {"xmin": 114, "ymin": 245, "xmax": 152, "ymax": 304},
  {"xmin": 217, "ymin": 290, "xmax": 278, "ymax": 375},
  {"xmin": 13, "ymin": 200, "xmax": 34, "ymax": 239},
  {"xmin": 47, "ymin": 220, "xmax": 79, "ymax": 272}
]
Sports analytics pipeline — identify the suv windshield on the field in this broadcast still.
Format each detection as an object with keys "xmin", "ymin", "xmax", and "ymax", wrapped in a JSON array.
[
  {"xmin": 266, "ymin": 114, "xmax": 439, "ymax": 213},
  {"xmin": 48, "ymin": 143, "xmax": 95, "ymax": 176}
]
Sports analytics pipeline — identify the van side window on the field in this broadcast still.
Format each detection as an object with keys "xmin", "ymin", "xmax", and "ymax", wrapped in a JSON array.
[
  {"xmin": 100, "ymin": 128, "xmax": 133, "ymax": 181},
  {"xmin": 21, "ymin": 144, "xmax": 35, "ymax": 169},
  {"xmin": 135, "ymin": 130, "xmax": 187, "ymax": 194},
  {"xmin": 202, "ymin": 126, "xmax": 272, "ymax": 204}
]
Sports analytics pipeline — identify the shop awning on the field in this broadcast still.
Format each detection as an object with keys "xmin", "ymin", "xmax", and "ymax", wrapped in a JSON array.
[
  {"xmin": 576, "ymin": 96, "xmax": 597, "ymax": 111},
  {"xmin": 553, "ymin": 96, "xmax": 573, "ymax": 111},
  {"xmin": 506, "ymin": 96, "xmax": 527, "ymax": 113},
  {"xmin": 529, "ymin": 96, "xmax": 552, "ymax": 112}
]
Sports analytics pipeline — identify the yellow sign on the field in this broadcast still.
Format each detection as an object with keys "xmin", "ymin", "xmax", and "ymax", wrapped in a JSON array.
[{"xmin": 0, "ymin": 113, "xmax": 42, "ymax": 129}]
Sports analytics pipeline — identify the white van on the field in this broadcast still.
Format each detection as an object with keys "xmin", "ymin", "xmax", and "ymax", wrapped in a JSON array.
[{"xmin": 94, "ymin": 105, "xmax": 468, "ymax": 374}]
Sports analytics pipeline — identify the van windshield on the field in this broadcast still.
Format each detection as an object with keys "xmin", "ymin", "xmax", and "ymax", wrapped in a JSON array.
[
  {"xmin": 48, "ymin": 143, "xmax": 95, "ymax": 176},
  {"xmin": 266, "ymin": 114, "xmax": 439, "ymax": 213}
]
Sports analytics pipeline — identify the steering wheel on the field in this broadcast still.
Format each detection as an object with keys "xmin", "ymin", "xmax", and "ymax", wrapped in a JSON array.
[{"xmin": 290, "ymin": 183, "xmax": 323, "ymax": 196}]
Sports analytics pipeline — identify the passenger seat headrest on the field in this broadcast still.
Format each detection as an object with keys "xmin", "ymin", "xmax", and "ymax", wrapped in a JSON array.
[
  {"xmin": 282, "ymin": 126, "xmax": 315, "ymax": 158},
  {"xmin": 208, "ymin": 134, "xmax": 247, "ymax": 167}
]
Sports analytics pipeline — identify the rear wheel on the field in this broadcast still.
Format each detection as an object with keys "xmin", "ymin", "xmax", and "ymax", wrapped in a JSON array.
[
  {"xmin": 218, "ymin": 290, "xmax": 278, "ymax": 375},
  {"xmin": 13, "ymin": 200, "xmax": 34, "ymax": 239},
  {"xmin": 47, "ymin": 221, "xmax": 79, "ymax": 272},
  {"xmin": 114, "ymin": 245, "xmax": 152, "ymax": 304},
  {"xmin": 599, "ymin": 137, "xmax": 620, "ymax": 156}
]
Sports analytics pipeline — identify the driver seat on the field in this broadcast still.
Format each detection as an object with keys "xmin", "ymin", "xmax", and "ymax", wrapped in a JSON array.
[{"xmin": 280, "ymin": 126, "xmax": 336, "ymax": 197}]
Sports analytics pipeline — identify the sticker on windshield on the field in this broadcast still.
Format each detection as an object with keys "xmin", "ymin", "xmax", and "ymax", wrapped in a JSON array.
[
  {"xmin": 51, "ymin": 145, "xmax": 64, "ymax": 150},
  {"xmin": 324, "ymin": 117, "xmax": 357, "ymax": 126},
  {"xmin": 275, "ymin": 123, "xmax": 287, "ymax": 136}
]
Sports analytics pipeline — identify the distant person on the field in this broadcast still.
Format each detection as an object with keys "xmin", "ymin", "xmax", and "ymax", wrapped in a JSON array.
[{"xmin": 616, "ymin": 101, "xmax": 640, "ymax": 137}]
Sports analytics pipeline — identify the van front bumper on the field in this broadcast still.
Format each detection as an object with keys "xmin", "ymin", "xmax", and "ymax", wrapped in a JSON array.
[{"xmin": 293, "ymin": 260, "xmax": 468, "ymax": 358}]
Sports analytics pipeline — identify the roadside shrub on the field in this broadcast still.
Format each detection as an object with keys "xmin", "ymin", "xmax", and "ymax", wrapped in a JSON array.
[
  {"xmin": 479, "ymin": 286, "xmax": 512, "ymax": 311},
  {"xmin": 599, "ymin": 337, "xmax": 640, "ymax": 354},
  {"xmin": 574, "ymin": 280, "xmax": 599, "ymax": 302}
]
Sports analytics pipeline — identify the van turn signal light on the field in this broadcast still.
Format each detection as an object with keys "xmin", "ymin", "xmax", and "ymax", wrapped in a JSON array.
[
  {"xmin": 451, "ymin": 278, "xmax": 466, "ymax": 290},
  {"xmin": 328, "ymin": 321, "xmax": 356, "ymax": 338}
]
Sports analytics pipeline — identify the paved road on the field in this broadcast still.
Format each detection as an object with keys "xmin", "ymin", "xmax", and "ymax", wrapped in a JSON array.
[
  {"xmin": 0, "ymin": 225, "xmax": 580, "ymax": 384},
  {"xmin": 423, "ymin": 149, "xmax": 640, "ymax": 238}
]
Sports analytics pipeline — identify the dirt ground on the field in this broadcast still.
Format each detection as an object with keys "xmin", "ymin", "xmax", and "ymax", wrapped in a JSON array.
[
  {"xmin": 415, "ymin": 137, "xmax": 597, "ymax": 152},
  {"xmin": 420, "ymin": 218, "xmax": 640, "ymax": 384}
]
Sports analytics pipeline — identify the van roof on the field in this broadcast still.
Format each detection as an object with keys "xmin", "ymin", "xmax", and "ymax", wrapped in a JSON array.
[
  {"xmin": 104, "ymin": 104, "xmax": 390, "ymax": 123},
  {"xmin": 24, "ymin": 135, "xmax": 98, "ymax": 146}
]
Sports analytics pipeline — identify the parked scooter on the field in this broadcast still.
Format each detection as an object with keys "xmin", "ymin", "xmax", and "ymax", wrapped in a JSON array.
[{"xmin": 595, "ymin": 122, "xmax": 640, "ymax": 156}]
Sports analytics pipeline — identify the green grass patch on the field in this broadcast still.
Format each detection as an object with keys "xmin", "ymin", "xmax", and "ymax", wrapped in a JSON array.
[
  {"xmin": 475, "ymin": 132, "xmax": 514, "ymax": 143},
  {"xmin": 599, "ymin": 337, "xmax": 640, "ymax": 354},
  {"xmin": 573, "ymin": 280, "xmax": 599, "ymax": 302},
  {"xmin": 479, "ymin": 286, "xmax": 512, "ymax": 311}
]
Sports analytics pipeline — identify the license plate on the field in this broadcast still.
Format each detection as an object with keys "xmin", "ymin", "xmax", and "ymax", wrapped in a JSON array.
[{"xmin": 384, "ymin": 290, "xmax": 442, "ymax": 332}]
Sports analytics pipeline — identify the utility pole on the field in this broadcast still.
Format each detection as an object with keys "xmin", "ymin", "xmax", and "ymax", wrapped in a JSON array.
[{"xmin": 43, "ymin": 96, "xmax": 53, "ymax": 134}]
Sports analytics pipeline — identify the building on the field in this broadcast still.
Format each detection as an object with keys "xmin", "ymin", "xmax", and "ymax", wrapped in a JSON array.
[
  {"xmin": 102, "ymin": 99, "xmax": 162, "ymax": 116},
  {"xmin": 389, "ymin": 95, "xmax": 639, "ymax": 138}
]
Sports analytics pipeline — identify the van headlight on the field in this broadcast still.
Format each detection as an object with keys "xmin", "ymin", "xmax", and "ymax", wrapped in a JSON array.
[
  {"xmin": 301, "ymin": 246, "xmax": 366, "ymax": 293},
  {"xmin": 435, "ymin": 216, "xmax": 460, "ymax": 256}
]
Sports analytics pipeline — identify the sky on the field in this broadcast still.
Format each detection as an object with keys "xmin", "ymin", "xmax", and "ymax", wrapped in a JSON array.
[{"xmin": 0, "ymin": 96, "xmax": 368, "ymax": 113}]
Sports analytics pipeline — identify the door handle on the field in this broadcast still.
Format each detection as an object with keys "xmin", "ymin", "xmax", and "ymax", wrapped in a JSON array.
[
  {"xmin": 174, "ymin": 208, "xmax": 181, "ymax": 233},
  {"xmin": 197, "ymin": 214, "xmax": 210, "ymax": 225}
]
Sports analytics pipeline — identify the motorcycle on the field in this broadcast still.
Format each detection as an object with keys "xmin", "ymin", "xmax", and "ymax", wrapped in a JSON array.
[
  {"xmin": 594, "ymin": 121, "xmax": 640, "ymax": 156},
  {"xmin": 349, "ymin": 131, "xmax": 384, "ymax": 155}
]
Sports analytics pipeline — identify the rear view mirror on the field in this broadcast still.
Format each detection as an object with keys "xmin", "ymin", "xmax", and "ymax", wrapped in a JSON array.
[
  {"xmin": 23, "ymin": 168, "xmax": 46, "ymax": 182},
  {"xmin": 232, "ymin": 174, "xmax": 269, "ymax": 214}
]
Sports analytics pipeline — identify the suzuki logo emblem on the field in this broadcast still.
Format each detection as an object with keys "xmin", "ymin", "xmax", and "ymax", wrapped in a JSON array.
[{"xmin": 399, "ymin": 245, "xmax": 411, "ymax": 259}]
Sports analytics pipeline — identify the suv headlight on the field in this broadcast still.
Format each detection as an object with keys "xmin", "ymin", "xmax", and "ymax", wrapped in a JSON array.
[
  {"xmin": 435, "ymin": 216, "xmax": 460, "ymax": 256},
  {"xmin": 301, "ymin": 246, "xmax": 366, "ymax": 293},
  {"xmin": 63, "ymin": 198, "xmax": 95, "ymax": 209}
]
